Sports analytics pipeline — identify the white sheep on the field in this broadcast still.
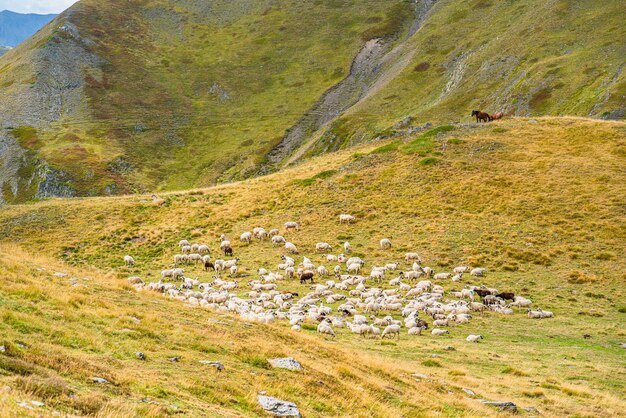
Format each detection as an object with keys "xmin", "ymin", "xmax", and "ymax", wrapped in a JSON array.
[
  {"xmin": 317, "ymin": 320, "xmax": 335, "ymax": 338},
  {"xmin": 272, "ymin": 235, "xmax": 286, "ymax": 246},
  {"xmin": 219, "ymin": 240, "xmax": 231, "ymax": 250},
  {"xmin": 240, "ymin": 232, "xmax": 252, "ymax": 243},
  {"xmin": 347, "ymin": 263, "xmax": 361, "ymax": 274},
  {"xmin": 123, "ymin": 255, "xmax": 135, "ymax": 266},
  {"xmin": 381, "ymin": 324, "xmax": 401, "ymax": 339},
  {"xmin": 339, "ymin": 214, "xmax": 356, "ymax": 224},
  {"xmin": 230, "ymin": 265, "xmax": 238, "ymax": 277},
  {"xmin": 317, "ymin": 266, "xmax": 328, "ymax": 276},
  {"xmin": 466, "ymin": 334, "xmax": 483, "ymax": 343},
  {"xmin": 405, "ymin": 253, "xmax": 422, "ymax": 263},
  {"xmin": 268, "ymin": 228, "xmax": 279, "ymax": 237},
  {"xmin": 454, "ymin": 266, "xmax": 470, "ymax": 274},
  {"xmin": 316, "ymin": 242, "xmax": 332, "ymax": 252},
  {"xmin": 385, "ymin": 262, "xmax": 399, "ymax": 271},
  {"xmin": 431, "ymin": 328, "xmax": 449, "ymax": 336},
  {"xmin": 408, "ymin": 326, "xmax": 424, "ymax": 336},
  {"xmin": 285, "ymin": 242, "xmax": 299, "ymax": 254},
  {"xmin": 434, "ymin": 273, "xmax": 452, "ymax": 280},
  {"xmin": 344, "ymin": 242, "xmax": 352, "ymax": 253},
  {"xmin": 380, "ymin": 238, "xmax": 392, "ymax": 250},
  {"xmin": 471, "ymin": 267, "xmax": 487, "ymax": 277},
  {"xmin": 179, "ymin": 239, "xmax": 189, "ymax": 248},
  {"xmin": 181, "ymin": 245, "xmax": 191, "ymax": 254},
  {"xmin": 284, "ymin": 221, "xmax": 300, "ymax": 232}
]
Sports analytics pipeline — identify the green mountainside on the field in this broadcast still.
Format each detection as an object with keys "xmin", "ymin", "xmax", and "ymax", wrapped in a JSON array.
[{"xmin": 0, "ymin": 0, "xmax": 624, "ymax": 203}]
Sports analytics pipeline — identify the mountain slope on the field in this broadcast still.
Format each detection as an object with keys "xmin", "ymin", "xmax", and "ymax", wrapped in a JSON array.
[
  {"xmin": 0, "ymin": 0, "xmax": 624, "ymax": 203},
  {"xmin": 0, "ymin": 0, "xmax": 415, "ymax": 203},
  {"xmin": 0, "ymin": 118, "xmax": 625, "ymax": 417},
  {"xmin": 0, "ymin": 10, "xmax": 57, "ymax": 47}
]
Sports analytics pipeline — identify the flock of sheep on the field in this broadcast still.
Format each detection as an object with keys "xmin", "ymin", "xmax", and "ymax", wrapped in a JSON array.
[{"xmin": 125, "ymin": 215, "xmax": 554, "ymax": 342}]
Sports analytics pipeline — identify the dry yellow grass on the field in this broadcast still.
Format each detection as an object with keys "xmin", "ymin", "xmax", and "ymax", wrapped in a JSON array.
[{"xmin": 0, "ymin": 117, "xmax": 625, "ymax": 417}]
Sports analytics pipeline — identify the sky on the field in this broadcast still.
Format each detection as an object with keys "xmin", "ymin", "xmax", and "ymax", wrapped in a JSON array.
[{"xmin": 0, "ymin": 0, "xmax": 77, "ymax": 14}]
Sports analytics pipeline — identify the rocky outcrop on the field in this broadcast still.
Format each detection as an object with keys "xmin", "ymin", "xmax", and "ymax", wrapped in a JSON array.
[
  {"xmin": 257, "ymin": 395, "xmax": 301, "ymax": 417},
  {"xmin": 0, "ymin": 6, "xmax": 104, "ymax": 203}
]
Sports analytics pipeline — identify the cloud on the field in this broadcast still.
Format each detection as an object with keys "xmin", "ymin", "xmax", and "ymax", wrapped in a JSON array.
[{"xmin": 0, "ymin": 0, "xmax": 77, "ymax": 14}]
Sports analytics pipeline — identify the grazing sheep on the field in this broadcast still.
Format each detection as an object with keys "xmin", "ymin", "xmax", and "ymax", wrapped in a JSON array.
[
  {"xmin": 268, "ymin": 229, "xmax": 279, "ymax": 237},
  {"xmin": 317, "ymin": 319, "xmax": 335, "ymax": 338},
  {"xmin": 451, "ymin": 273, "xmax": 463, "ymax": 282},
  {"xmin": 408, "ymin": 326, "xmax": 424, "ymax": 336},
  {"xmin": 204, "ymin": 260, "xmax": 215, "ymax": 271},
  {"xmin": 381, "ymin": 324, "xmax": 401, "ymax": 339},
  {"xmin": 316, "ymin": 242, "xmax": 332, "ymax": 252},
  {"xmin": 230, "ymin": 265, "xmax": 238, "ymax": 278},
  {"xmin": 285, "ymin": 242, "xmax": 299, "ymax": 254},
  {"xmin": 284, "ymin": 221, "xmax": 300, "ymax": 232},
  {"xmin": 466, "ymin": 334, "xmax": 483, "ymax": 343},
  {"xmin": 124, "ymin": 255, "xmax": 135, "ymax": 266},
  {"xmin": 405, "ymin": 253, "xmax": 422, "ymax": 263},
  {"xmin": 385, "ymin": 262, "xmax": 400, "ymax": 271},
  {"xmin": 454, "ymin": 266, "xmax": 470, "ymax": 274},
  {"xmin": 339, "ymin": 214, "xmax": 356, "ymax": 224},
  {"xmin": 181, "ymin": 245, "xmax": 192, "ymax": 254},
  {"xmin": 272, "ymin": 235, "xmax": 286, "ymax": 246},
  {"xmin": 510, "ymin": 296, "xmax": 532, "ymax": 310},
  {"xmin": 219, "ymin": 240, "xmax": 231, "ymax": 250},
  {"xmin": 528, "ymin": 308, "xmax": 553, "ymax": 318},
  {"xmin": 431, "ymin": 328, "xmax": 449, "ymax": 336},
  {"xmin": 344, "ymin": 242, "xmax": 352, "ymax": 253},
  {"xmin": 347, "ymin": 263, "xmax": 361, "ymax": 274},
  {"xmin": 317, "ymin": 266, "xmax": 328, "ymax": 277},
  {"xmin": 326, "ymin": 254, "xmax": 338, "ymax": 262},
  {"xmin": 240, "ymin": 232, "xmax": 252, "ymax": 243},
  {"xmin": 380, "ymin": 238, "xmax": 392, "ymax": 250},
  {"xmin": 161, "ymin": 268, "xmax": 184, "ymax": 280},
  {"xmin": 434, "ymin": 272, "xmax": 452, "ymax": 280},
  {"xmin": 223, "ymin": 246, "xmax": 233, "ymax": 257},
  {"xmin": 179, "ymin": 240, "xmax": 190, "ymax": 248},
  {"xmin": 198, "ymin": 245, "xmax": 210, "ymax": 254},
  {"xmin": 471, "ymin": 267, "xmax": 487, "ymax": 277}
]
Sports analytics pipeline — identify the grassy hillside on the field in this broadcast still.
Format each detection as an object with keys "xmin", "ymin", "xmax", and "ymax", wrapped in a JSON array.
[
  {"xmin": 299, "ymin": 0, "xmax": 626, "ymax": 160},
  {"xmin": 0, "ymin": 0, "xmax": 415, "ymax": 202},
  {"xmin": 0, "ymin": 118, "xmax": 625, "ymax": 416},
  {"xmin": 1, "ymin": 0, "xmax": 624, "ymax": 202}
]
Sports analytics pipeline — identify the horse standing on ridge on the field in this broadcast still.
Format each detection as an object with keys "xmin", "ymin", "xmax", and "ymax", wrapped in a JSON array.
[{"xmin": 471, "ymin": 110, "xmax": 491, "ymax": 123}]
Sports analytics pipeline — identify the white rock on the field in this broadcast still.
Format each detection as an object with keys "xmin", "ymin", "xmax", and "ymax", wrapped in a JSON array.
[
  {"xmin": 268, "ymin": 358, "xmax": 303, "ymax": 371},
  {"xmin": 257, "ymin": 395, "xmax": 301, "ymax": 417}
]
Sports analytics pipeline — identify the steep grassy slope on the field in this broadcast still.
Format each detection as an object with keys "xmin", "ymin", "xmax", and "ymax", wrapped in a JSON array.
[
  {"xmin": 0, "ymin": 0, "xmax": 415, "ymax": 202},
  {"xmin": 0, "ymin": 118, "xmax": 625, "ymax": 416},
  {"xmin": 1, "ymin": 0, "xmax": 625, "ymax": 202},
  {"xmin": 296, "ymin": 0, "xmax": 626, "ymax": 161}
]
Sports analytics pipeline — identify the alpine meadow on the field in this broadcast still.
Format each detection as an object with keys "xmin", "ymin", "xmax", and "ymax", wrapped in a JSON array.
[{"xmin": 0, "ymin": 0, "xmax": 624, "ymax": 417}]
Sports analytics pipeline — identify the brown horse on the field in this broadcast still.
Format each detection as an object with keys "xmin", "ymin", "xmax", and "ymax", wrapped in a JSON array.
[
  {"xmin": 471, "ymin": 110, "xmax": 491, "ymax": 123},
  {"xmin": 491, "ymin": 112, "xmax": 504, "ymax": 120}
]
